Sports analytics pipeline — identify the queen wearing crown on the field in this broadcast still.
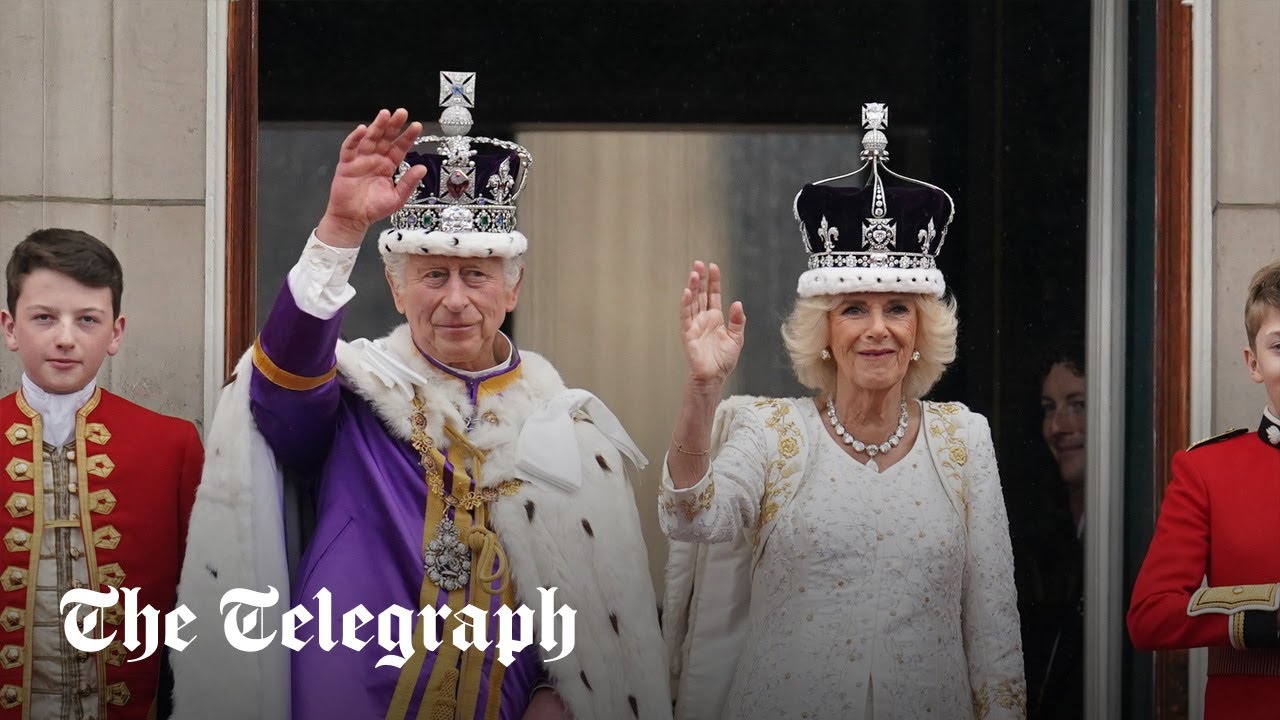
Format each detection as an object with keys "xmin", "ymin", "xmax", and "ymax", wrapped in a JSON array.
[
  {"xmin": 173, "ymin": 74, "xmax": 670, "ymax": 720},
  {"xmin": 660, "ymin": 105, "xmax": 1026, "ymax": 719}
]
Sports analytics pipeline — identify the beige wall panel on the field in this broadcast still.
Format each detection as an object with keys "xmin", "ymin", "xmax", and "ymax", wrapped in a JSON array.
[
  {"xmin": 1212, "ymin": 207, "xmax": 1280, "ymax": 430},
  {"xmin": 111, "ymin": 0, "xmax": 207, "ymax": 201},
  {"xmin": 44, "ymin": 0, "xmax": 114, "ymax": 200},
  {"xmin": 39, "ymin": 201, "xmax": 117, "ymax": 387},
  {"xmin": 108, "ymin": 205, "xmax": 204, "ymax": 425},
  {"xmin": 0, "ymin": 0, "xmax": 46, "ymax": 197},
  {"xmin": 39, "ymin": 201, "xmax": 114, "ymax": 245},
  {"xmin": 0, "ymin": 201, "xmax": 46, "ymax": 392},
  {"xmin": 1216, "ymin": 0, "xmax": 1280, "ymax": 205},
  {"xmin": 516, "ymin": 130, "xmax": 731, "ymax": 595}
]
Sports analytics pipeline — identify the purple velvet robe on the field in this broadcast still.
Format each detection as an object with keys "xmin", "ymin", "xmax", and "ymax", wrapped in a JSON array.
[{"xmin": 249, "ymin": 285, "xmax": 542, "ymax": 720}]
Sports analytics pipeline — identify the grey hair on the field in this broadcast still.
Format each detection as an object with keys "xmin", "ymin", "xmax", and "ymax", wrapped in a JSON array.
[
  {"xmin": 382, "ymin": 253, "xmax": 525, "ymax": 290},
  {"xmin": 781, "ymin": 293, "xmax": 959, "ymax": 400}
]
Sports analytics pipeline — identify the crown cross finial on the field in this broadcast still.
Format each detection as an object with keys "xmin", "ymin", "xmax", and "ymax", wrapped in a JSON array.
[
  {"xmin": 860, "ymin": 102, "xmax": 890, "ymax": 162},
  {"xmin": 861, "ymin": 103, "xmax": 888, "ymax": 131},
  {"xmin": 438, "ymin": 71, "xmax": 476, "ymax": 137},
  {"xmin": 439, "ymin": 71, "xmax": 476, "ymax": 108}
]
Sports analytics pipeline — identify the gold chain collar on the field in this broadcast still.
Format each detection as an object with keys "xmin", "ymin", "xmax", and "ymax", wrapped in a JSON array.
[{"xmin": 410, "ymin": 396, "xmax": 522, "ymax": 509}]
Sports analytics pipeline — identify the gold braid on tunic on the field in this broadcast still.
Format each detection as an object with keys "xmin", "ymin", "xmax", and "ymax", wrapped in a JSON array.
[{"xmin": 385, "ymin": 396, "xmax": 523, "ymax": 720}]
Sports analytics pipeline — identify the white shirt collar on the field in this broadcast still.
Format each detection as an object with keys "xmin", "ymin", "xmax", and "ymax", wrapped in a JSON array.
[
  {"xmin": 20, "ymin": 374, "xmax": 97, "ymax": 447},
  {"xmin": 432, "ymin": 332, "xmax": 516, "ymax": 379}
]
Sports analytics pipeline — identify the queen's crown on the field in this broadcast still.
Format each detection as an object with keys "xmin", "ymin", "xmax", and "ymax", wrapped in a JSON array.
[{"xmin": 794, "ymin": 103, "xmax": 955, "ymax": 279}]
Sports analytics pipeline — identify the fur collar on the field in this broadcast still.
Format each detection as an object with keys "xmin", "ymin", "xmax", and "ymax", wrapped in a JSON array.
[{"xmin": 334, "ymin": 324, "xmax": 567, "ymax": 489}]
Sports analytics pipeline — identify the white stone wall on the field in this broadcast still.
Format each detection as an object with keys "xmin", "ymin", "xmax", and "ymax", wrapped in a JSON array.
[
  {"xmin": 0, "ymin": 0, "xmax": 209, "ymax": 427},
  {"xmin": 1212, "ymin": 0, "xmax": 1280, "ymax": 431}
]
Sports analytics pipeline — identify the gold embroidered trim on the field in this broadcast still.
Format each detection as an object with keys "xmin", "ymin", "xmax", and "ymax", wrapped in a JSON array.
[
  {"xmin": 252, "ymin": 335, "xmax": 338, "ymax": 391},
  {"xmin": 1189, "ymin": 583, "xmax": 1280, "ymax": 614},
  {"xmin": 85, "ymin": 453, "xmax": 114, "ymax": 479},
  {"xmin": 926, "ymin": 402, "xmax": 969, "ymax": 512},
  {"xmin": 1, "ymin": 528, "xmax": 29, "ymax": 553},
  {"xmin": 678, "ymin": 482, "xmax": 715, "ymax": 521},
  {"xmin": 84, "ymin": 423, "xmax": 111, "ymax": 445},
  {"xmin": 88, "ymin": 489, "xmax": 117, "ymax": 515},
  {"xmin": 4, "ymin": 458, "xmax": 32, "ymax": 483},
  {"xmin": 12, "ymin": 391, "xmax": 37, "ymax": 420},
  {"xmin": 0, "ymin": 608, "xmax": 23, "ymax": 633},
  {"xmin": 98, "ymin": 562, "xmax": 126, "ymax": 589},
  {"xmin": 756, "ymin": 399, "xmax": 801, "ymax": 538},
  {"xmin": 93, "ymin": 525, "xmax": 121, "ymax": 550},
  {"xmin": 4, "ymin": 493, "xmax": 33, "ymax": 518},
  {"xmin": 1231, "ymin": 612, "xmax": 1247, "ymax": 650},
  {"xmin": 972, "ymin": 678, "xmax": 1027, "ymax": 719},
  {"xmin": 3, "ymin": 425, "xmax": 31, "ymax": 446},
  {"xmin": 105, "ymin": 641, "xmax": 128, "ymax": 667},
  {"xmin": 410, "ymin": 396, "xmax": 521, "ymax": 510},
  {"xmin": 1188, "ymin": 428, "xmax": 1247, "ymax": 451},
  {"xmin": 0, "ymin": 567, "xmax": 27, "ymax": 592},
  {"xmin": 105, "ymin": 681, "xmax": 130, "ymax": 706},
  {"xmin": 0, "ymin": 684, "xmax": 19, "ymax": 708}
]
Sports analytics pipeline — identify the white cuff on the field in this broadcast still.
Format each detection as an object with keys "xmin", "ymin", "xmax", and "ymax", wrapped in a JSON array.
[
  {"xmin": 286, "ymin": 231, "xmax": 360, "ymax": 320},
  {"xmin": 661, "ymin": 460, "xmax": 714, "ymax": 497}
]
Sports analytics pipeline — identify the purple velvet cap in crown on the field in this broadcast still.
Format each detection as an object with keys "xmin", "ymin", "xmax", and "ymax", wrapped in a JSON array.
[
  {"xmin": 379, "ymin": 71, "xmax": 532, "ymax": 260},
  {"xmin": 794, "ymin": 103, "xmax": 954, "ymax": 298}
]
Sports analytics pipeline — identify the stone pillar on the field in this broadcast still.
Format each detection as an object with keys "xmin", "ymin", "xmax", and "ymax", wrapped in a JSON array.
[{"xmin": 1212, "ymin": 0, "xmax": 1280, "ymax": 429}]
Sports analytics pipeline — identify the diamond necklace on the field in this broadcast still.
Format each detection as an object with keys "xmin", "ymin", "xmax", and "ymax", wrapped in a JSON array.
[{"xmin": 824, "ymin": 397, "xmax": 909, "ymax": 457}]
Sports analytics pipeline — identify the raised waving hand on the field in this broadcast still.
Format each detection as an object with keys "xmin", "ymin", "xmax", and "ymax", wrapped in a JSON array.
[
  {"xmin": 317, "ymin": 108, "xmax": 428, "ymax": 248},
  {"xmin": 680, "ymin": 261, "xmax": 746, "ymax": 386}
]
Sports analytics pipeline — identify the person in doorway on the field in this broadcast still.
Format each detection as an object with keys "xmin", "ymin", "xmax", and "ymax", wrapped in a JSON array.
[
  {"xmin": 174, "ymin": 75, "xmax": 670, "ymax": 720},
  {"xmin": 1130, "ymin": 258, "xmax": 1280, "ymax": 719},
  {"xmin": 660, "ymin": 103, "xmax": 1026, "ymax": 720}
]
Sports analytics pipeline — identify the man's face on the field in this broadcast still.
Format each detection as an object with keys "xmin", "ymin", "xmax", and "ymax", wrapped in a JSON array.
[
  {"xmin": 1040, "ymin": 362, "xmax": 1087, "ymax": 487},
  {"xmin": 387, "ymin": 255, "xmax": 520, "ymax": 371},
  {"xmin": 1, "ymin": 269, "xmax": 124, "ymax": 394},
  {"xmin": 1246, "ymin": 305, "xmax": 1280, "ymax": 416}
]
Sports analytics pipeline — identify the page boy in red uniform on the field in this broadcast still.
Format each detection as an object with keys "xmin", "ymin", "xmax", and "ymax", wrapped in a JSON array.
[
  {"xmin": 0, "ymin": 228, "xmax": 202, "ymax": 719},
  {"xmin": 1130, "ymin": 259, "xmax": 1280, "ymax": 719}
]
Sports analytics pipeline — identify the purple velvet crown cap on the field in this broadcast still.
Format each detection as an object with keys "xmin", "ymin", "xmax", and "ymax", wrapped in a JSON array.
[
  {"xmin": 795, "ymin": 182, "xmax": 951, "ymax": 256},
  {"xmin": 793, "ymin": 102, "xmax": 954, "ymax": 299},
  {"xmin": 401, "ymin": 148, "xmax": 524, "ymax": 207}
]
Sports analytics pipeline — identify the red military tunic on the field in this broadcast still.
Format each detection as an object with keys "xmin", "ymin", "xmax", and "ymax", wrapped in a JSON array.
[
  {"xmin": 0, "ymin": 388, "xmax": 201, "ymax": 719},
  {"xmin": 1129, "ymin": 412, "xmax": 1280, "ymax": 719}
]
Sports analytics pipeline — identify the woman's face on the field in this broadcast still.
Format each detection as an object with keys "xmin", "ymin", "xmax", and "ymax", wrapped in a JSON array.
[
  {"xmin": 1041, "ymin": 362, "xmax": 1087, "ymax": 487},
  {"xmin": 827, "ymin": 293, "xmax": 917, "ymax": 394}
]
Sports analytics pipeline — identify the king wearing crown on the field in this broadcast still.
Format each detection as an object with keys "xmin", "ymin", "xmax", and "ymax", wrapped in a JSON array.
[{"xmin": 172, "ymin": 74, "xmax": 671, "ymax": 720}]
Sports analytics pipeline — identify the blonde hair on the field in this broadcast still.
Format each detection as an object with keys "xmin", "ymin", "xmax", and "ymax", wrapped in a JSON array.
[
  {"xmin": 782, "ymin": 293, "xmax": 958, "ymax": 399},
  {"xmin": 1245, "ymin": 259, "xmax": 1280, "ymax": 349}
]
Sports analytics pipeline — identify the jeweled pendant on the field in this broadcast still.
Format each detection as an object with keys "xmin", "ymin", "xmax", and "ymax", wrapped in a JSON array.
[{"xmin": 423, "ymin": 517, "xmax": 471, "ymax": 592}]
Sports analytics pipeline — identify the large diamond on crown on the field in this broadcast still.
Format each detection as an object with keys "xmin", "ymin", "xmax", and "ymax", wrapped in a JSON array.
[
  {"xmin": 862, "ymin": 103, "xmax": 888, "ymax": 130},
  {"xmin": 440, "ymin": 206, "xmax": 475, "ymax": 233}
]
